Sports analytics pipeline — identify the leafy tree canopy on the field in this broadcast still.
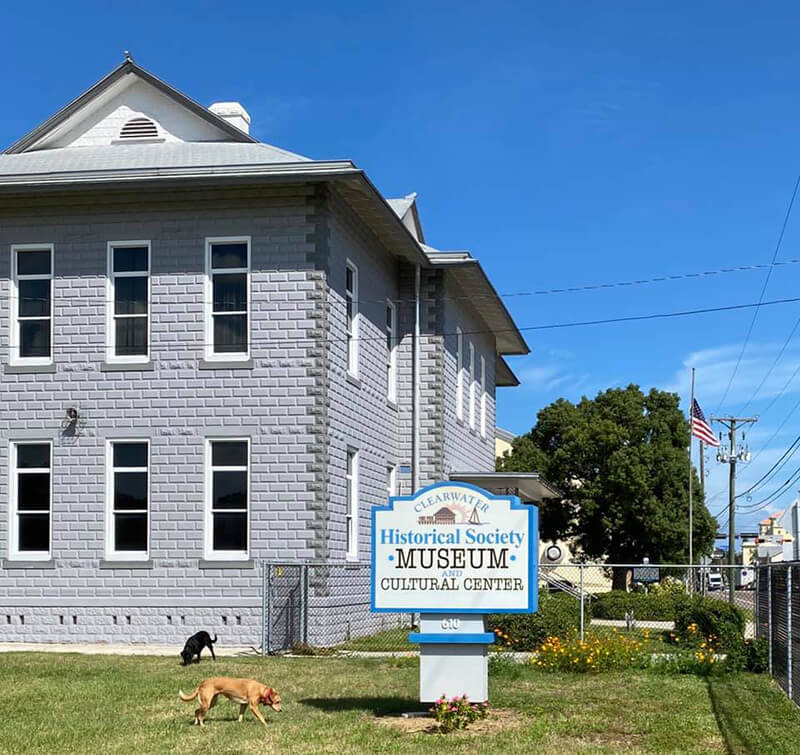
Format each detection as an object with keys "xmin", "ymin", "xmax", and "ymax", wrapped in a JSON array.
[{"xmin": 497, "ymin": 384, "xmax": 716, "ymax": 564}]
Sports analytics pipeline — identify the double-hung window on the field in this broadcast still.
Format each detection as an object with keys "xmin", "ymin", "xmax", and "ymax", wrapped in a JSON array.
[
  {"xmin": 469, "ymin": 342, "xmax": 476, "ymax": 430},
  {"xmin": 386, "ymin": 300, "xmax": 397, "ymax": 401},
  {"xmin": 206, "ymin": 439, "xmax": 249, "ymax": 559},
  {"xmin": 106, "ymin": 441, "xmax": 149, "ymax": 559},
  {"xmin": 345, "ymin": 449, "xmax": 358, "ymax": 559},
  {"xmin": 9, "ymin": 442, "xmax": 51, "ymax": 560},
  {"xmin": 206, "ymin": 238, "xmax": 250, "ymax": 360},
  {"xmin": 346, "ymin": 261, "xmax": 358, "ymax": 376},
  {"xmin": 480, "ymin": 356, "xmax": 487, "ymax": 439},
  {"xmin": 456, "ymin": 328, "xmax": 464, "ymax": 421},
  {"xmin": 11, "ymin": 245, "xmax": 53, "ymax": 364},
  {"xmin": 107, "ymin": 242, "xmax": 149, "ymax": 361}
]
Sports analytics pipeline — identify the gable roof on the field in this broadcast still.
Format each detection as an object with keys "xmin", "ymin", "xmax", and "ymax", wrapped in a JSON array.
[
  {"xmin": 5, "ymin": 58, "xmax": 259, "ymax": 154},
  {"xmin": 0, "ymin": 59, "xmax": 529, "ymax": 362}
]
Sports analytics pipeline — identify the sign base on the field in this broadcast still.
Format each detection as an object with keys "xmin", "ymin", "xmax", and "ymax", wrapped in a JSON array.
[{"xmin": 410, "ymin": 613, "xmax": 492, "ymax": 703}]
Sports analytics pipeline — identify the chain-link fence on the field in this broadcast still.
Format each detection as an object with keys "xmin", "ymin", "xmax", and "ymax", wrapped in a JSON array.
[
  {"xmin": 756, "ymin": 562, "xmax": 800, "ymax": 703},
  {"xmin": 259, "ymin": 562, "xmax": 416, "ymax": 654},
  {"xmin": 258, "ymin": 561, "xmax": 758, "ymax": 654},
  {"xmin": 542, "ymin": 563, "xmax": 757, "ymax": 639}
]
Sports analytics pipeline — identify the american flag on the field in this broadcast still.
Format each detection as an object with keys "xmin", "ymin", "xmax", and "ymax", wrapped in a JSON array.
[{"xmin": 691, "ymin": 399, "xmax": 719, "ymax": 447}]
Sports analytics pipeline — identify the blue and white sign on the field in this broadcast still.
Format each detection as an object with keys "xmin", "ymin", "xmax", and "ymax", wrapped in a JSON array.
[{"xmin": 371, "ymin": 482, "xmax": 538, "ymax": 614}]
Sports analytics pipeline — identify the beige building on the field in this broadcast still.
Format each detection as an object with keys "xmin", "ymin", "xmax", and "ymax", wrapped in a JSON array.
[{"xmin": 495, "ymin": 427, "xmax": 516, "ymax": 461}]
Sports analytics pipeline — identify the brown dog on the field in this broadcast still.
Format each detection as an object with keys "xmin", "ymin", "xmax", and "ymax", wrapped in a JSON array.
[{"xmin": 179, "ymin": 677, "xmax": 282, "ymax": 727}]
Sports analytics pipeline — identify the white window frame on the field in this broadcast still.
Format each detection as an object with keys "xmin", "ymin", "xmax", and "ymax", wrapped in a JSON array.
[
  {"xmin": 346, "ymin": 260, "xmax": 359, "ymax": 377},
  {"xmin": 8, "ymin": 440, "xmax": 52, "ymax": 561},
  {"xmin": 105, "ymin": 439, "xmax": 150, "ymax": 561},
  {"xmin": 456, "ymin": 328, "xmax": 463, "ymax": 421},
  {"xmin": 106, "ymin": 241, "xmax": 151, "ymax": 364},
  {"xmin": 386, "ymin": 299, "xmax": 397, "ymax": 402},
  {"xmin": 480, "ymin": 356, "xmax": 487, "ymax": 439},
  {"xmin": 204, "ymin": 236, "xmax": 251, "ymax": 361},
  {"xmin": 204, "ymin": 437, "xmax": 250, "ymax": 561},
  {"xmin": 469, "ymin": 342, "xmax": 476, "ymax": 430},
  {"xmin": 387, "ymin": 463, "xmax": 397, "ymax": 499},
  {"xmin": 345, "ymin": 449, "xmax": 359, "ymax": 560},
  {"xmin": 10, "ymin": 244, "xmax": 54, "ymax": 366}
]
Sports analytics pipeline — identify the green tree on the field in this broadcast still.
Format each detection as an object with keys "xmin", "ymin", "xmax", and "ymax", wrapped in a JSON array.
[{"xmin": 497, "ymin": 385, "xmax": 716, "ymax": 588}]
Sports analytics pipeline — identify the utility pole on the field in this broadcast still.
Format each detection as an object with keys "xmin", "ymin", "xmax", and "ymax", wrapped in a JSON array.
[
  {"xmin": 699, "ymin": 442, "xmax": 705, "ymax": 497},
  {"xmin": 711, "ymin": 415, "xmax": 757, "ymax": 605}
]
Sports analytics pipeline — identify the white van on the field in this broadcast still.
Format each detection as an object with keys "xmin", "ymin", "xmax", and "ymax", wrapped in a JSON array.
[{"xmin": 706, "ymin": 572, "xmax": 723, "ymax": 591}]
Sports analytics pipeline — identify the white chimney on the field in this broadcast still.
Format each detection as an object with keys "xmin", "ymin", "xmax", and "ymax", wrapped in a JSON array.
[{"xmin": 209, "ymin": 102, "xmax": 251, "ymax": 134}]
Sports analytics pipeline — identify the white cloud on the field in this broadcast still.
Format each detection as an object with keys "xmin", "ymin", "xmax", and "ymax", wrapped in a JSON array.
[{"xmin": 664, "ymin": 340, "xmax": 800, "ymax": 410}]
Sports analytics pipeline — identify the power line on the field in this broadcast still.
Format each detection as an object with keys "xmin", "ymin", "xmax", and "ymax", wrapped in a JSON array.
[
  {"xmin": 8, "ymin": 293, "xmax": 800, "ymax": 357},
  {"xmin": 739, "ymin": 312, "xmax": 800, "ymax": 415},
  {"xmin": 715, "ymin": 173, "xmax": 800, "ymax": 412},
  {"xmin": 10, "ymin": 257, "xmax": 800, "ymax": 309},
  {"xmin": 735, "ymin": 435, "xmax": 800, "ymax": 501}
]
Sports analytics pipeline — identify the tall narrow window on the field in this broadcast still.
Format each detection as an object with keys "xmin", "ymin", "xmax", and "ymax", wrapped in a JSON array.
[
  {"xmin": 346, "ymin": 262, "xmax": 359, "ymax": 376},
  {"xmin": 386, "ymin": 300, "xmax": 397, "ymax": 401},
  {"xmin": 206, "ymin": 238, "xmax": 250, "ymax": 359},
  {"xmin": 480, "ymin": 356, "xmax": 487, "ymax": 439},
  {"xmin": 469, "ymin": 342, "xmax": 476, "ymax": 430},
  {"xmin": 107, "ymin": 441, "xmax": 149, "ymax": 559},
  {"xmin": 11, "ymin": 245, "xmax": 53, "ymax": 364},
  {"xmin": 346, "ymin": 449, "xmax": 358, "ymax": 559},
  {"xmin": 10, "ymin": 442, "xmax": 51, "ymax": 560},
  {"xmin": 387, "ymin": 464, "xmax": 397, "ymax": 499},
  {"xmin": 108, "ymin": 242, "xmax": 149, "ymax": 361},
  {"xmin": 456, "ymin": 328, "xmax": 463, "ymax": 421},
  {"xmin": 206, "ymin": 439, "xmax": 249, "ymax": 558}
]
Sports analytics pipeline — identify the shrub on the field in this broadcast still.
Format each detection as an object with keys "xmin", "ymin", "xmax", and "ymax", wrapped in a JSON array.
[
  {"xmin": 530, "ymin": 631, "xmax": 650, "ymax": 673},
  {"xmin": 488, "ymin": 590, "xmax": 584, "ymax": 650},
  {"xmin": 673, "ymin": 597, "xmax": 747, "ymax": 669},
  {"xmin": 745, "ymin": 637, "xmax": 769, "ymax": 674},
  {"xmin": 429, "ymin": 695, "xmax": 488, "ymax": 733},
  {"xmin": 592, "ymin": 590, "xmax": 690, "ymax": 621}
]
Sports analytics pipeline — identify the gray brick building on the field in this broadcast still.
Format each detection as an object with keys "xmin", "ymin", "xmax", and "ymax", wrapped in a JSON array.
[{"xmin": 0, "ymin": 59, "xmax": 530, "ymax": 645}]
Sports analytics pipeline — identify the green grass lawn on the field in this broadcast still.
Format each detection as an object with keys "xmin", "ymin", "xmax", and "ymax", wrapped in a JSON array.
[{"xmin": 1, "ymin": 652, "xmax": 798, "ymax": 754}]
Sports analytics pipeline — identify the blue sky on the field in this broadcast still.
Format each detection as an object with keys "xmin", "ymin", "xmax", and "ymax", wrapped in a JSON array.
[{"xmin": 3, "ymin": 2, "xmax": 800, "ymax": 536}]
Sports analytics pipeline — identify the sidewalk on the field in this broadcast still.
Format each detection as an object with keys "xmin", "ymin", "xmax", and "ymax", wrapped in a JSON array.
[{"xmin": 0, "ymin": 642, "xmax": 257, "ymax": 657}]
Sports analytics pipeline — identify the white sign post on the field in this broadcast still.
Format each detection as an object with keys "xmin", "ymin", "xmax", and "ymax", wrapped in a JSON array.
[{"xmin": 371, "ymin": 482, "xmax": 538, "ymax": 703}]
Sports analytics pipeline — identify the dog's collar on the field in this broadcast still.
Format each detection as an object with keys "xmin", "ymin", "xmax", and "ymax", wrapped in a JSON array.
[{"xmin": 261, "ymin": 690, "xmax": 272, "ymax": 705}]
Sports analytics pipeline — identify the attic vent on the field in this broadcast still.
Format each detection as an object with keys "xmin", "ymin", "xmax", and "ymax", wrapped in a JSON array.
[{"xmin": 119, "ymin": 117, "xmax": 159, "ymax": 139}]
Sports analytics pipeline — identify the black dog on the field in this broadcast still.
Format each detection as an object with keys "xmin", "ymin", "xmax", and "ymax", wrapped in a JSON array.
[{"xmin": 180, "ymin": 631, "xmax": 218, "ymax": 665}]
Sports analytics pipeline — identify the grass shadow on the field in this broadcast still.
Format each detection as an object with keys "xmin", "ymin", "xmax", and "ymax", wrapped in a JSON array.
[
  {"xmin": 706, "ymin": 673, "xmax": 800, "ymax": 754},
  {"xmin": 299, "ymin": 696, "xmax": 422, "ymax": 717}
]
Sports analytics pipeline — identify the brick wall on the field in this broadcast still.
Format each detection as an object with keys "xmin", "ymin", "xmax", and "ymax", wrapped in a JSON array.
[
  {"xmin": 0, "ymin": 182, "xmax": 502, "ymax": 645},
  {"xmin": 0, "ymin": 185, "xmax": 323, "ymax": 644}
]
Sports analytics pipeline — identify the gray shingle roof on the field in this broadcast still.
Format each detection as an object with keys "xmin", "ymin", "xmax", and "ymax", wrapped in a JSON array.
[{"xmin": 0, "ymin": 141, "xmax": 310, "ymax": 177}]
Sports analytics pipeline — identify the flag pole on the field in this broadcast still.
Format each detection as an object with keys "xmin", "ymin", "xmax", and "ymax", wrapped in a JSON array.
[{"xmin": 689, "ymin": 367, "xmax": 695, "ymax": 579}]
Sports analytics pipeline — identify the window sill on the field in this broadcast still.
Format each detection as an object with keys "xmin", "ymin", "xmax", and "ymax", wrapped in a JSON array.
[
  {"xmin": 4, "ymin": 363, "xmax": 56, "ymax": 374},
  {"xmin": 387, "ymin": 399, "xmax": 398, "ymax": 411},
  {"xmin": 101, "ymin": 361, "xmax": 155, "ymax": 372},
  {"xmin": 346, "ymin": 373, "xmax": 361, "ymax": 388},
  {"xmin": 199, "ymin": 358, "xmax": 254, "ymax": 370},
  {"xmin": 2, "ymin": 559, "xmax": 55, "ymax": 569},
  {"xmin": 99, "ymin": 559, "xmax": 153, "ymax": 569},
  {"xmin": 198, "ymin": 559, "xmax": 254, "ymax": 569}
]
